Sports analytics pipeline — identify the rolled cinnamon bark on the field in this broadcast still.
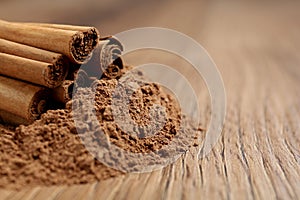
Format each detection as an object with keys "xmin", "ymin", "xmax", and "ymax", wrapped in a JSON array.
[
  {"xmin": 0, "ymin": 110, "xmax": 30, "ymax": 125},
  {"xmin": 0, "ymin": 76, "xmax": 50, "ymax": 124},
  {"xmin": 52, "ymin": 80, "xmax": 74, "ymax": 104},
  {"xmin": 0, "ymin": 19, "xmax": 99, "ymax": 64},
  {"xmin": 0, "ymin": 52, "xmax": 67, "ymax": 88},
  {"xmin": 0, "ymin": 39, "xmax": 69, "ymax": 88},
  {"xmin": 19, "ymin": 22, "xmax": 99, "ymax": 32},
  {"xmin": 0, "ymin": 38, "xmax": 68, "ymax": 64},
  {"xmin": 52, "ymin": 70, "xmax": 94, "ymax": 104},
  {"xmin": 102, "ymin": 63, "xmax": 122, "ymax": 79},
  {"xmin": 83, "ymin": 36, "xmax": 124, "ymax": 79}
]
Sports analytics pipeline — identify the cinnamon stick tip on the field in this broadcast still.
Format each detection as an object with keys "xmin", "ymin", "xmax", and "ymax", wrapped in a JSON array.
[
  {"xmin": 44, "ymin": 56, "xmax": 69, "ymax": 88},
  {"xmin": 70, "ymin": 27, "xmax": 100, "ymax": 64},
  {"xmin": 28, "ymin": 88, "xmax": 50, "ymax": 122}
]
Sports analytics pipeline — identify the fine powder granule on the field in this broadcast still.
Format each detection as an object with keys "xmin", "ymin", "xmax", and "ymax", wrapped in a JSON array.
[{"xmin": 0, "ymin": 70, "xmax": 200, "ymax": 190}]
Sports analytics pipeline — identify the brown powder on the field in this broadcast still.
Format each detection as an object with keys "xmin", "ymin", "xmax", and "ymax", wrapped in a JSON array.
[{"xmin": 0, "ymin": 69, "xmax": 200, "ymax": 190}]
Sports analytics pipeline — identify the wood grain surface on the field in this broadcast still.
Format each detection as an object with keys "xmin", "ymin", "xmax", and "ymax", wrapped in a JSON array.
[{"xmin": 0, "ymin": 0, "xmax": 299, "ymax": 199}]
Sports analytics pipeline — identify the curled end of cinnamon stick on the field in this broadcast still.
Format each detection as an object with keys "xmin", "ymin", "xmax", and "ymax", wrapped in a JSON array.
[
  {"xmin": 45, "ymin": 55, "xmax": 69, "ymax": 88},
  {"xmin": 85, "ymin": 36, "xmax": 124, "ymax": 79},
  {"xmin": 99, "ymin": 36, "xmax": 124, "ymax": 69},
  {"xmin": 102, "ymin": 64, "xmax": 121, "ymax": 79},
  {"xmin": 70, "ymin": 28, "xmax": 99, "ymax": 64},
  {"xmin": 52, "ymin": 80, "xmax": 74, "ymax": 104},
  {"xmin": 28, "ymin": 88, "xmax": 50, "ymax": 122}
]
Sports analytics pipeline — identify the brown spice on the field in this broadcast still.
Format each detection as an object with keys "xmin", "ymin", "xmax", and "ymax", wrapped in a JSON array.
[
  {"xmin": 0, "ymin": 52, "xmax": 67, "ymax": 88},
  {"xmin": 0, "ymin": 39, "xmax": 69, "ymax": 88},
  {"xmin": 0, "ymin": 73, "xmax": 200, "ymax": 190},
  {"xmin": 0, "ymin": 20, "xmax": 99, "ymax": 64},
  {"xmin": 82, "ymin": 36, "xmax": 124, "ymax": 79},
  {"xmin": 51, "ymin": 80, "xmax": 74, "ymax": 104},
  {"xmin": 0, "ymin": 76, "xmax": 50, "ymax": 125}
]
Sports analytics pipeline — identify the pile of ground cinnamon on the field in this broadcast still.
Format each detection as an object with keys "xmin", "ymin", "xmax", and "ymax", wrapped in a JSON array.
[{"xmin": 0, "ymin": 72, "xmax": 200, "ymax": 190}]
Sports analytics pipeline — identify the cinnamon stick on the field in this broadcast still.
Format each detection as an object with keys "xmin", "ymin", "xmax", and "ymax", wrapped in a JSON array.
[
  {"xmin": 0, "ymin": 38, "xmax": 68, "ymax": 64},
  {"xmin": 0, "ymin": 52, "xmax": 67, "ymax": 88},
  {"xmin": 0, "ymin": 39, "xmax": 69, "ymax": 88},
  {"xmin": 0, "ymin": 19, "xmax": 99, "ymax": 64},
  {"xmin": 102, "ymin": 63, "xmax": 122, "ymax": 79},
  {"xmin": 0, "ymin": 76, "xmax": 50, "ymax": 124},
  {"xmin": 52, "ymin": 80, "xmax": 74, "ymax": 104},
  {"xmin": 0, "ymin": 110, "xmax": 29, "ymax": 125},
  {"xmin": 19, "ymin": 22, "xmax": 99, "ymax": 32},
  {"xmin": 83, "ymin": 36, "xmax": 124, "ymax": 79},
  {"xmin": 52, "ymin": 70, "xmax": 94, "ymax": 104}
]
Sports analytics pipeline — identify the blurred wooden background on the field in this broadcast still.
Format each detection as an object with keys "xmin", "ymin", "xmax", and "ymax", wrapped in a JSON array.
[{"xmin": 0, "ymin": 0, "xmax": 299, "ymax": 199}]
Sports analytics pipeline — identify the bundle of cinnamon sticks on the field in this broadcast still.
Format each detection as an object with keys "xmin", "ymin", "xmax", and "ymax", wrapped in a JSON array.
[{"xmin": 0, "ymin": 19, "xmax": 124, "ymax": 125}]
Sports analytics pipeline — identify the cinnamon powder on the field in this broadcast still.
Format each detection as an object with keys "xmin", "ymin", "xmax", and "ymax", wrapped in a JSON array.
[{"xmin": 0, "ymin": 71, "xmax": 200, "ymax": 190}]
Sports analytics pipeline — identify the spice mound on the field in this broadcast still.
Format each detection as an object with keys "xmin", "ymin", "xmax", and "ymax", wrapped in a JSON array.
[{"xmin": 0, "ymin": 76, "xmax": 199, "ymax": 190}]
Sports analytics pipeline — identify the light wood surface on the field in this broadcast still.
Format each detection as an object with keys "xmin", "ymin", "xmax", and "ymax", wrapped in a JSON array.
[{"xmin": 0, "ymin": 0, "xmax": 299, "ymax": 199}]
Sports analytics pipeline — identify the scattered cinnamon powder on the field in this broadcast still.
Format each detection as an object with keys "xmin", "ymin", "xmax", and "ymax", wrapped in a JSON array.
[{"xmin": 0, "ymin": 69, "xmax": 200, "ymax": 190}]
